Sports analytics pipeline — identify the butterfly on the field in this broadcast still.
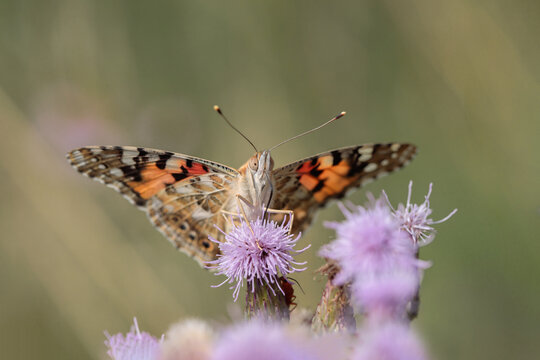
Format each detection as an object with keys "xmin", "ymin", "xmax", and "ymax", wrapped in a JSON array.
[{"xmin": 67, "ymin": 141, "xmax": 416, "ymax": 266}]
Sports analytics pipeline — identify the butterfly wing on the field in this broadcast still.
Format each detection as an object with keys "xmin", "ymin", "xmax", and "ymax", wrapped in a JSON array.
[
  {"xmin": 67, "ymin": 146, "xmax": 239, "ymax": 264},
  {"xmin": 271, "ymin": 143, "xmax": 416, "ymax": 234},
  {"xmin": 146, "ymin": 172, "xmax": 235, "ymax": 264}
]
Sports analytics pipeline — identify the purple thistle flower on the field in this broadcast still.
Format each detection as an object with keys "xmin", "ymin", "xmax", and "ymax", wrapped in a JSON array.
[
  {"xmin": 353, "ymin": 321, "xmax": 428, "ymax": 360},
  {"xmin": 105, "ymin": 318, "xmax": 162, "ymax": 360},
  {"xmin": 160, "ymin": 319, "xmax": 215, "ymax": 360},
  {"xmin": 385, "ymin": 181, "xmax": 457, "ymax": 246},
  {"xmin": 320, "ymin": 197, "xmax": 428, "ymax": 315},
  {"xmin": 321, "ymin": 198, "xmax": 424, "ymax": 286},
  {"xmin": 352, "ymin": 269, "xmax": 419, "ymax": 318},
  {"xmin": 208, "ymin": 215, "xmax": 309, "ymax": 301},
  {"xmin": 211, "ymin": 319, "xmax": 348, "ymax": 360},
  {"xmin": 211, "ymin": 320, "xmax": 308, "ymax": 360}
]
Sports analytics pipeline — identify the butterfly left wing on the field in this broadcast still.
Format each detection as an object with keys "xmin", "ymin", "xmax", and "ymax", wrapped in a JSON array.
[
  {"xmin": 271, "ymin": 143, "xmax": 416, "ymax": 234},
  {"xmin": 146, "ymin": 172, "xmax": 236, "ymax": 264},
  {"xmin": 67, "ymin": 146, "xmax": 239, "ymax": 265}
]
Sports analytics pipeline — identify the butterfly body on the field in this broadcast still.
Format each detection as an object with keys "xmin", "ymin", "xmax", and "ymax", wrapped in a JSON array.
[
  {"xmin": 67, "ymin": 143, "xmax": 415, "ymax": 266},
  {"xmin": 234, "ymin": 150, "xmax": 275, "ymax": 219}
]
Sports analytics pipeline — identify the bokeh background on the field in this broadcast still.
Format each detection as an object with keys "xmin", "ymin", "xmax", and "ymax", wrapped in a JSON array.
[{"xmin": 1, "ymin": 1, "xmax": 539, "ymax": 359}]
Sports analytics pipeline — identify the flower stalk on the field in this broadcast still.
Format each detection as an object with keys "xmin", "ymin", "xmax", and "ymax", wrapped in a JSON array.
[
  {"xmin": 311, "ymin": 262, "xmax": 356, "ymax": 333},
  {"xmin": 245, "ymin": 280, "xmax": 290, "ymax": 320}
]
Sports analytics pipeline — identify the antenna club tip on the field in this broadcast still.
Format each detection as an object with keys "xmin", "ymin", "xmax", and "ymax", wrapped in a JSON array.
[
  {"xmin": 213, "ymin": 105, "xmax": 221, "ymax": 113},
  {"xmin": 334, "ymin": 111, "xmax": 346, "ymax": 120}
]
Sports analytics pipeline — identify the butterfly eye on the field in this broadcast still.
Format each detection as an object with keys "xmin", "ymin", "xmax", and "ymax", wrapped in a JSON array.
[{"xmin": 249, "ymin": 157, "xmax": 259, "ymax": 170}]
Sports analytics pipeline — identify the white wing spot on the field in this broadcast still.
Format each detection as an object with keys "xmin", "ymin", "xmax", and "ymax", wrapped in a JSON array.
[
  {"xmin": 110, "ymin": 168, "xmax": 123, "ymax": 177},
  {"xmin": 358, "ymin": 153, "xmax": 372, "ymax": 162},
  {"xmin": 391, "ymin": 143, "xmax": 401, "ymax": 152},
  {"xmin": 358, "ymin": 147, "xmax": 373, "ymax": 155},
  {"xmin": 165, "ymin": 158, "xmax": 178, "ymax": 169},
  {"xmin": 97, "ymin": 164, "xmax": 107, "ymax": 170},
  {"xmin": 381, "ymin": 159, "xmax": 389, "ymax": 166},
  {"xmin": 364, "ymin": 163, "xmax": 378, "ymax": 172},
  {"xmin": 121, "ymin": 154, "xmax": 136, "ymax": 165}
]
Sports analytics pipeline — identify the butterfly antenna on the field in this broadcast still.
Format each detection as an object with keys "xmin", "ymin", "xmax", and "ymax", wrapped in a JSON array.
[
  {"xmin": 214, "ymin": 105, "xmax": 258, "ymax": 153},
  {"xmin": 286, "ymin": 277, "xmax": 306, "ymax": 294},
  {"xmin": 269, "ymin": 111, "xmax": 346, "ymax": 151}
]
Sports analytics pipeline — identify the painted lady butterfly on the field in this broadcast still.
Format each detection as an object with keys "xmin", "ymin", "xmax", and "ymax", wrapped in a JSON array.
[{"xmin": 67, "ymin": 114, "xmax": 416, "ymax": 266}]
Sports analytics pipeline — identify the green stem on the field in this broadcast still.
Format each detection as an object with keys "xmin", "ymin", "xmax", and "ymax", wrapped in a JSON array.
[
  {"xmin": 311, "ymin": 263, "xmax": 356, "ymax": 333},
  {"xmin": 245, "ymin": 281, "xmax": 290, "ymax": 321}
]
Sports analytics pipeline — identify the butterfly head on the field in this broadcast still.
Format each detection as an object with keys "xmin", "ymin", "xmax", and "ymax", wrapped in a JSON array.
[
  {"xmin": 245, "ymin": 150, "xmax": 275, "ymax": 209},
  {"xmin": 247, "ymin": 150, "xmax": 274, "ymax": 174}
]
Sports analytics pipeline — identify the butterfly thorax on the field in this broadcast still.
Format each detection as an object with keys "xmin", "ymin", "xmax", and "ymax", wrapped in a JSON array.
[{"xmin": 233, "ymin": 150, "xmax": 275, "ymax": 218}]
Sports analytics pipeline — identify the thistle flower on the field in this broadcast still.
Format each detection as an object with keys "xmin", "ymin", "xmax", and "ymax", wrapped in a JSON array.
[
  {"xmin": 352, "ymin": 269, "xmax": 419, "ymax": 318},
  {"xmin": 211, "ymin": 320, "xmax": 307, "ymax": 360},
  {"xmin": 321, "ymin": 198, "xmax": 424, "ymax": 287},
  {"xmin": 208, "ymin": 215, "xmax": 309, "ymax": 301},
  {"xmin": 352, "ymin": 322, "xmax": 428, "ymax": 360},
  {"xmin": 211, "ymin": 319, "xmax": 348, "ymax": 360},
  {"xmin": 385, "ymin": 181, "xmax": 457, "ymax": 246},
  {"xmin": 159, "ymin": 319, "xmax": 215, "ymax": 360},
  {"xmin": 320, "ymin": 197, "xmax": 428, "ymax": 316},
  {"xmin": 105, "ymin": 318, "xmax": 162, "ymax": 360}
]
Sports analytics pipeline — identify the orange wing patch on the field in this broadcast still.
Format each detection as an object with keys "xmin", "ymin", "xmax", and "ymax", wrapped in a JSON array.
[
  {"xmin": 296, "ymin": 156, "xmax": 356, "ymax": 203},
  {"xmin": 67, "ymin": 146, "xmax": 223, "ymax": 208},
  {"xmin": 128, "ymin": 164, "xmax": 178, "ymax": 199},
  {"xmin": 293, "ymin": 144, "xmax": 417, "ymax": 204},
  {"xmin": 271, "ymin": 143, "xmax": 416, "ymax": 235},
  {"xmin": 128, "ymin": 159, "xmax": 210, "ymax": 200}
]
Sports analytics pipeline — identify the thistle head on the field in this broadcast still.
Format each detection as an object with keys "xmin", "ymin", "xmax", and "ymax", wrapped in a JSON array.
[
  {"xmin": 208, "ymin": 214, "xmax": 309, "ymax": 301},
  {"xmin": 385, "ymin": 181, "xmax": 457, "ymax": 245},
  {"xmin": 104, "ymin": 318, "xmax": 162, "ymax": 360}
]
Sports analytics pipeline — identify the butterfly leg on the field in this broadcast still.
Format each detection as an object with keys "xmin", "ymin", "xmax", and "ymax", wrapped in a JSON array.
[
  {"xmin": 218, "ymin": 195, "xmax": 259, "ymax": 237},
  {"xmin": 235, "ymin": 195, "xmax": 257, "ymax": 237},
  {"xmin": 233, "ymin": 196, "xmax": 298, "ymax": 250},
  {"xmin": 261, "ymin": 208, "xmax": 295, "ymax": 235},
  {"xmin": 220, "ymin": 195, "xmax": 296, "ymax": 236},
  {"xmin": 234, "ymin": 195, "xmax": 267, "ymax": 249},
  {"xmin": 234, "ymin": 194, "xmax": 296, "ymax": 235}
]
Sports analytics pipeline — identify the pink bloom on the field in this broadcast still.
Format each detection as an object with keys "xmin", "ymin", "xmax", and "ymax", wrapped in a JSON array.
[
  {"xmin": 212, "ymin": 319, "xmax": 347, "ymax": 360},
  {"xmin": 105, "ymin": 318, "xmax": 162, "ymax": 360},
  {"xmin": 353, "ymin": 322, "xmax": 428, "ymax": 360},
  {"xmin": 320, "ymin": 197, "xmax": 427, "ymax": 316},
  {"xmin": 208, "ymin": 215, "xmax": 309, "ymax": 301},
  {"xmin": 385, "ymin": 181, "xmax": 457, "ymax": 246},
  {"xmin": 159, "ymin": 319, "xmax": 215, "ymax": 360},
  {"xmin": 321, "ymin": 198, "xmax": 423, "ymax": 286},
  {"xmin": 352, "ymin": 270, "xmax": 419, "ymax": 318}
]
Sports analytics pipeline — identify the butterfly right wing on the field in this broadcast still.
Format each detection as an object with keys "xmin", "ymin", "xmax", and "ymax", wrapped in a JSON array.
[
  {"xmin": 271, "ymin": 143, "xmax": 417, "ymax": 234},
  {"xmin": 67, "ymin": 146, "xmax": 239, "ymax": 265}
]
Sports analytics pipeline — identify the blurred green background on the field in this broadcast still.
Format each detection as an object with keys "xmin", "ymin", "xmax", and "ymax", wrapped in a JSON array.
[{"xmin": 1, "ymin": 1, "xmax": 539, "ymax": 359}]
